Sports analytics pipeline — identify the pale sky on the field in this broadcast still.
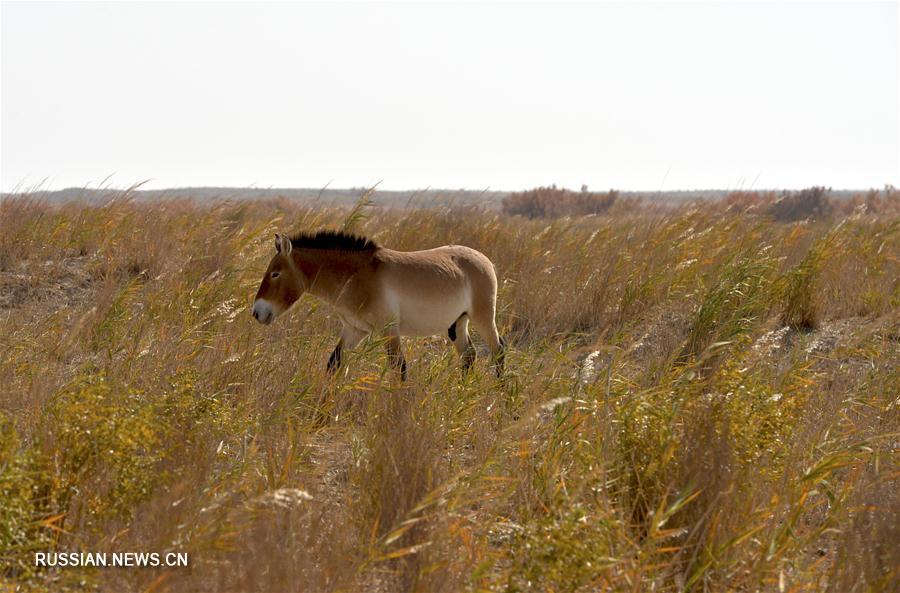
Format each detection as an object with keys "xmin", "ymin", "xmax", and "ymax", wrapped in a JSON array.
[{"xmin": 1, "ymin": 1, "xmax": 898, "ymax": 192}]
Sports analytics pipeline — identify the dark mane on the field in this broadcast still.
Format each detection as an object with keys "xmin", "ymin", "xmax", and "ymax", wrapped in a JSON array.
[{"xmin": 289, "ymin": 230, "xmax": 379, "ymax": 252}]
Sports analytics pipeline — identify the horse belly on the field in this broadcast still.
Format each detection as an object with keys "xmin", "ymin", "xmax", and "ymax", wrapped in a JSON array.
[{"xmin": 393, "ymin": 287, "xmax": 470, "ymax": 337}]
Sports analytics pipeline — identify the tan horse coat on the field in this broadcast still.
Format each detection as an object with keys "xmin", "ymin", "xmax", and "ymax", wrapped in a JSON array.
[{"xmin": 252, "ymin": 231, "xmax": 505, "ymax": 378}]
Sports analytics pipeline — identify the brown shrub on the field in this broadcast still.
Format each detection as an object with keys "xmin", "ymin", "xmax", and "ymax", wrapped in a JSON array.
[
  {"xmin": 768, "ymin": 186, "xmax": 833, "ymax": 222},
  {"xmin": 840, "ymin": 185, "xmax": 900, "ymax": 217},
  {"xmin": 502, "ymin": 185, "xmax": 620, "ymax": 218}
]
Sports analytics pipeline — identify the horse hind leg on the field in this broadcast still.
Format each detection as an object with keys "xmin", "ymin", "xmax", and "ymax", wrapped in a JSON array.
[
  {"xmin": 496, "ymin": 335, "xmax": 508, "ymax": 375},
  {"xmin": 470, "ymin": 311, "xmax": 506, "ymax": 377},
  {"xmin": 326, "ymin": 343, "xmax": 342, "ymax": 374},
  {"xmin": 449, "ymin": 313, "xmax": 476, "ymax": 372}
]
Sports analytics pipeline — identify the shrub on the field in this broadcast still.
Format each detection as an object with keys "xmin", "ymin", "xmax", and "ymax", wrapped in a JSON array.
[
  {"xmin": 768, "ymin": 186, "xmax": 833, "ymax": 222},
  {"xmin": 779, "ymin": 230, "xmax": 838, "ymax": 330},
  {"xmin": 840, "ymin": 185, "xmax": 900, "ymax": 216},
  {"xmin": 682, "ymin": 253, "xmax": 776, "ymax": 358},
  {"xmin": 0, "ymin": 415, "xmax": 59, "ymax": 583},
  {"xmin": 44, "ymin": 374, "xmax": 167, "ymax": 525},
  {"xmin": 502, "ymin": 185, "xmax": 619, "ymax": 218}
]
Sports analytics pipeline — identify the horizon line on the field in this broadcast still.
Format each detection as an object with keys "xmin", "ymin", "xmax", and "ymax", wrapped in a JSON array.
[{"xmin": 3, "ymin": 183, "xmax": 896, "ymax": 196}]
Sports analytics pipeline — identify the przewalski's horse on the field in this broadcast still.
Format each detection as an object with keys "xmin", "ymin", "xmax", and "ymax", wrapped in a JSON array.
[{"xmin": 252, "ymin": 231, "xmax": 506, "ymax": 379}]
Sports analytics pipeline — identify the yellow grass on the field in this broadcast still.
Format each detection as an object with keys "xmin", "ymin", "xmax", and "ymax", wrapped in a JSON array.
[{"xmin": 0, "ymin": 192, "xmax": 898, "ymax": 592}]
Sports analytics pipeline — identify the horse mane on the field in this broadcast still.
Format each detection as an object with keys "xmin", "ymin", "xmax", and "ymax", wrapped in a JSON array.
[{"xmin": 289, "ymin": 229, "xmax": 379, "ymax": 252}]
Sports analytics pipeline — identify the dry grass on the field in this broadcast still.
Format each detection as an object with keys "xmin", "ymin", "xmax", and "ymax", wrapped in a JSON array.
[{"xmin": 1, "ymin": 192, "xmax": 898, "ymax": 592}]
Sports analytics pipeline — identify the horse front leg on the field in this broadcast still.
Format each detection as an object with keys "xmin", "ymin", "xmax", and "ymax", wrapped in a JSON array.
[
  {"xmin": 326, "ymin": 324, "xmax": 367, "ymax": 376},
  {"xmin": 384, "ymin": 330, "xmax": 407, "ymax": 381}
]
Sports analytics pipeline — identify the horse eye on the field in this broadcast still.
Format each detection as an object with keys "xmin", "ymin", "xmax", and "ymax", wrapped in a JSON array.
[{"xmin": 270, "ymin": 271, "xmax": 280, "ymax": 279}]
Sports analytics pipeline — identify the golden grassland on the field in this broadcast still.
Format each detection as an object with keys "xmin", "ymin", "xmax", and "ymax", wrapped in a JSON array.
[{"xmin": 0, "ymin": 192, "xmax": 898, "ymax": 592}]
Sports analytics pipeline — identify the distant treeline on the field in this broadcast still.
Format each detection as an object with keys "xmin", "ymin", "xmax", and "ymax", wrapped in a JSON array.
[
  {"xmin": 0, "ymin": 186, "xmax": 511, "ymax": 208},
  {"xmin": 2, "ymin": 185, "xmax": 892, "ymax": 219},
  {"xmin": 501, "ymin": 185, "xmax": 899, "ymax": 220}
]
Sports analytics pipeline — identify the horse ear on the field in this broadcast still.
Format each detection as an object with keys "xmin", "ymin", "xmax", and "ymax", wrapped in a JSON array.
[
  {"xmin": 279, "ymin": 234, "xmax": 292, "ymax": 256},
  {"xmin": 274, "ymin": 233, "xmax": 282, "ymax": 253}
]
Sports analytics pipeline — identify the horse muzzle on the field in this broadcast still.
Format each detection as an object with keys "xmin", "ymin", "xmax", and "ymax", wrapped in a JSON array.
[{"xmin": 251, "ymin": 299, "xmax": 276, "ymax": 325}]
